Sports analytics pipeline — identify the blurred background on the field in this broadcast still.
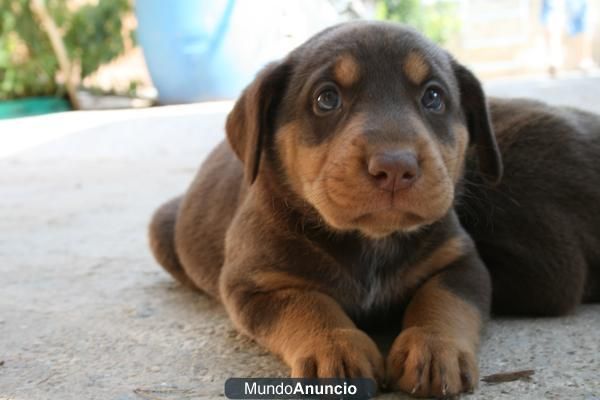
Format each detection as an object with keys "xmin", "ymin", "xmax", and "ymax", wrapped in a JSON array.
[{"xmin": 1, "ymin": 0, "xmax": 598, "ymax": 119}]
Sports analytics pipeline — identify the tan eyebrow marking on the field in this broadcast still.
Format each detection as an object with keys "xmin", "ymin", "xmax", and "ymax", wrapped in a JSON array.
[
  {"xmin": 333, "ymin": 54, "xmax": 360, "ymax": 87},
  {"xmin": 403, "ymin": 51, "xmax": 430, "ymax": 85}
]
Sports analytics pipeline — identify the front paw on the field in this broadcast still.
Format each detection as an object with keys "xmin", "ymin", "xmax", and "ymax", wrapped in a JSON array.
[
  {"xmin": 289, "ymin": 328, "xmax": 384, "ymax": 384},
  {"xmin": 386, "ymin": 327, "xmax": 478, "ymax": 398}
]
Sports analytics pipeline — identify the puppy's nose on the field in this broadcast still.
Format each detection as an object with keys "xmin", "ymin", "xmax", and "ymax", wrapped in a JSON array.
[{"xmin": 368, "ymin": 151, "xmax": 420, "ymax": 191}]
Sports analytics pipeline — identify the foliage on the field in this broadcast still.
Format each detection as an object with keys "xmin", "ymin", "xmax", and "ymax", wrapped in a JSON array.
[
  {"xmin": 0, "ymin": 0, "xmax": 131, "ymax": 100},
  {"xmin": 64, "ymin": 0, "xmax": 129, "ymax": 78},
  {"xmin": 375, "ymin": 0, "xmax": 460, "ymax": 44}
]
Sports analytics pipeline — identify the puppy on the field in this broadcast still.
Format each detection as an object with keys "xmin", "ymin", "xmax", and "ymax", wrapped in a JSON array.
[
  {"xmin": 460, "ymin": 98, "xmax": 600, "ymax": 315},
  {"xmin": 149, "ymin": 21, "xmax": 600, "ymax": 397}
]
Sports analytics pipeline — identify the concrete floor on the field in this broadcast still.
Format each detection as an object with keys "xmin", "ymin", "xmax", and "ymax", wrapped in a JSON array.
[{"xmin": 1, "ymin": 77, "xmax": 599, "ymax": 400}]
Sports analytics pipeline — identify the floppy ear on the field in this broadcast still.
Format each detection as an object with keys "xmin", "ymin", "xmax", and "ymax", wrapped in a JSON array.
[
  {"xmin": 453, "ymin": 62, "xmax": 503, "ymax": 185},
  {"xmin": 225, "ymin": 61, "xmax": 290, "ymax": 184}
]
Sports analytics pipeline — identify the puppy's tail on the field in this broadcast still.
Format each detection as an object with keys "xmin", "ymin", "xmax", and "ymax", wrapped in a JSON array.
[{"xmin": 149, "ymin": 196, "xmax": 195, "ymax": 288}]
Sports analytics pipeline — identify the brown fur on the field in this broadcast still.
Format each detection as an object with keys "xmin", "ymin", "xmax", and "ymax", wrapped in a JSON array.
[
  {"xmin": 333, "ymin": 54, "xmax": 361, "ymax": 87},
  {"xmin": 400, "ymin": 235, "xmax": 468, "ymax": 290},
  {"xmin": 403, "ymin": 51, "xmax": 430, "ymax": 85},
  {"xmin": 387, "ymin": 276, "xmax": 482, "ymax": 397},
  {"xmin": 148, "ymin": 196, "xmax": 194, "ymax": 287},
  {"xmin": 444, "ymin": 124, "xmax": 469, "ymax": 183},
  {"xmin": 148, "ymin": 21, "xmax": 599, "ymax": 398}
]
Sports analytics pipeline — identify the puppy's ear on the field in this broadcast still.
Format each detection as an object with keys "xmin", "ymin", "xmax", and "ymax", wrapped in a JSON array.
[
  {"xmin": 453, "ymin": 62, "xmax": 503, "ymax": 185},
  {"xmin": 226, "ymin": 61, "xmax": 290, "ymax": 184}
]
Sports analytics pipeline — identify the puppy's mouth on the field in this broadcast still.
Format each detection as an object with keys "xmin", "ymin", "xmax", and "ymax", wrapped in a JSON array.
[
  {"xmin": 352, "ymin": 209, "xmax": 424, "ymax": 225},
  {"xmin": 314, "ymin": 187, "xmax": 450, "ymax": 237}
]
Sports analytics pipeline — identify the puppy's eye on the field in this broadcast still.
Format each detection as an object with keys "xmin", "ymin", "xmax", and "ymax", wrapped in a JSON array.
[
  {"xmin": 421, "ymin": 87, "xmax": 445, "ymax": 112},
  {"xmin": 315, "ymin": 87, "xmax": 341, "ymax": 113}
]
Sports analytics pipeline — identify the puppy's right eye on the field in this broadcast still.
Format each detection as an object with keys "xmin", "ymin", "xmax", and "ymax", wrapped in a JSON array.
[
  {"xmin": 314, "ymin": 86, "xmax": 341, "ymax": 114},
  {"xmin": 421, "ymin": 86, "xmax": 445, "ymax": 113}
]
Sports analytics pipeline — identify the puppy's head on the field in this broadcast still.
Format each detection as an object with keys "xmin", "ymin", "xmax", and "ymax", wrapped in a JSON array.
[{"xmin": 226, "ymin": 21, "xmax": 502, "ymax": 238}]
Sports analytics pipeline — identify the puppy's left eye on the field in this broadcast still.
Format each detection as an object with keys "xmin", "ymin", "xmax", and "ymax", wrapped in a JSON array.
[
  {"xmin": 421, "ymin": 87, "xmax": 445, "ymax": 112},
  {"xmin": 315, "ymin": 87, "xmax": 341, "ymax": 113}
]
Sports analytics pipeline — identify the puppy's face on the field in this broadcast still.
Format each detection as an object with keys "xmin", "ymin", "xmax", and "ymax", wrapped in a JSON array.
[{"xmin": 227, "ymin": 22, "xmax": 502, "ymax": 238}]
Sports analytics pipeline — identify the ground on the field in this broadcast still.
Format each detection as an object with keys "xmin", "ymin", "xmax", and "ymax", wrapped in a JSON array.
[{"xmin": 1, "ymin": 76, "xmax": 599, "ymax": 400}]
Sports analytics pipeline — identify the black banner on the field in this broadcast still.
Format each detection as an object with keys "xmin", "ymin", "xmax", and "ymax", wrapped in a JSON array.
[{"xmin": 224, "ymin": 378, "xmax": 377, "ymax": 399}]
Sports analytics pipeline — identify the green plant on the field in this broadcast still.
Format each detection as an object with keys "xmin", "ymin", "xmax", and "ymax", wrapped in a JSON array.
[
  {"xmin": 0, "ymin": 0, "xmax": 132, "ymax": 102},
  {"xmin": 375, "ymin": 0, "xmax": 460, "ymax": 45},
  {"xmin": 64, "ymin": 0, "xmax": 131, "ymax": 78}
]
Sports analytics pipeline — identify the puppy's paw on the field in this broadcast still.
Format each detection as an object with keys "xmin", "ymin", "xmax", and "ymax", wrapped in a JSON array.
[
  {"xmin": 386, "ymin": 327, "xmax": 478, "ymax": 398},
  {"xmin": 289, "ymin": 328, "xmax": 384, "ymax": 384}
]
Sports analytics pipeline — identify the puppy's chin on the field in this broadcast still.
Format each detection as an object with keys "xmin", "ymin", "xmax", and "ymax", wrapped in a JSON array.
[
  {"xmin": 316, "ymin": 206, "xmax": 449, "ymax": 239},
  {"xmin": 353, "ymin": 212, "xmax": 425, "ymax": 238}
]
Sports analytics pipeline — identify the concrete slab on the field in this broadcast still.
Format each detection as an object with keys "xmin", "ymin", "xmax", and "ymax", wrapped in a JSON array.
[{"xmin": 1, "ymin": 77, "xmax": 599, "ymax": 400}]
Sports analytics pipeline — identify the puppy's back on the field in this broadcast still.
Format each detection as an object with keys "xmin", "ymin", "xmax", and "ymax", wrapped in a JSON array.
[
  {"xmin": 487, "ymin": 98, "xmax": 600, "ymax": 234},
  {"xmin": 458, "ymin": 98, "xmax": 600, "ymax": 314}
]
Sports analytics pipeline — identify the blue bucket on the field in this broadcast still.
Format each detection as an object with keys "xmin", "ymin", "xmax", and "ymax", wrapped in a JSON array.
[{"xmin": 136, "ymin": 0, "xmax": 254, "ymax": 103}]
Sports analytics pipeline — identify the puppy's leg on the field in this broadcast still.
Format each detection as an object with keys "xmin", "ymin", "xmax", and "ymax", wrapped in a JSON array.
[
  {"xmin": 149, "ymin": 196, "xmax": 195, "ymax": 288},
  {"xmin": 221, "ymin": 274, "xmax": 384, "ymax": 384},
  {"xmin": 387, "ymin": 253, "xmax": 490, "ymax": 398}
]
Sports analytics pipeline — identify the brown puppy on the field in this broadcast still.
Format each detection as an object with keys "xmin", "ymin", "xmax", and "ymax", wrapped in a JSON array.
[
  {"xmin": 149, "ymin": 21, "xmax": 600, "ymax": 398},
  {"xmin": 460, "ymin": 98, "xmax": 600, "ymax": 315}
]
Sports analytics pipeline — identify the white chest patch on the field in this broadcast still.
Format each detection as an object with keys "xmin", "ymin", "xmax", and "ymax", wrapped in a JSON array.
[{"xmin": 356, "ymin": 237, "xmax": 404, "ymax": 312}]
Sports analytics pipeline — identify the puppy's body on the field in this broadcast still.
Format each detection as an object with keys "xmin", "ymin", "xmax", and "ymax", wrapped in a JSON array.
[
  {"xmin": 149, "ymin": 22, "xmax": 600, "ymax": 398},
  {"xmin": 155, "ymin": 141, "xmax": 473, "ymax": 321},
  {"xmin": 460, "ymin": 98, "xmax": 600, "ymax": 313},
  {"xmin": 154, "ymin": 99, "xmax": 600, "ymax": 316}
]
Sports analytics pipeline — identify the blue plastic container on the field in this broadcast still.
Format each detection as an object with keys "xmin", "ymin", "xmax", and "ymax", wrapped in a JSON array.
[
  {"xmin": 136, "ymin": 0, "xmax": 253, "ymax": 103},
  {"xmin": 136, "ymin": 1, "xmax": 340, "ymax": 103}
]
